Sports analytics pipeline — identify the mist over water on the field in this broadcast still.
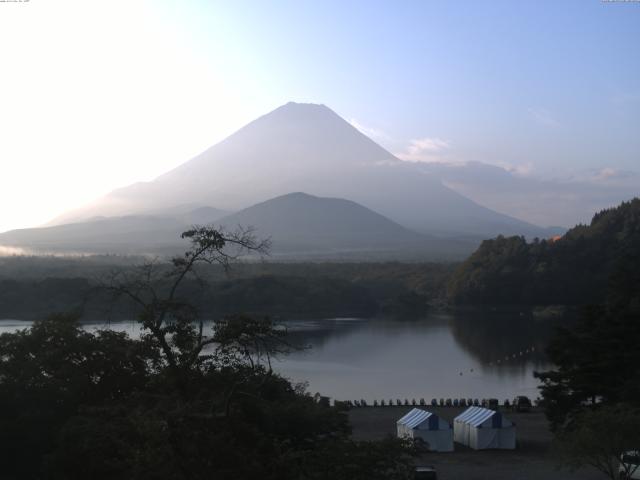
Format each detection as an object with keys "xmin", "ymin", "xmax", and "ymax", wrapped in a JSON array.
[{"xmin": 0, "ymin": 246, "xmax": 29, "ymax": 256}]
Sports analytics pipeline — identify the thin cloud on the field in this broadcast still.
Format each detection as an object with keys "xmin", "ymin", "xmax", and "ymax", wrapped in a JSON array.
[
  {"xmin": 395, "ymin": 137, "xmax": 452, "ymax": 163},
  {"xmin": 594, "ymin": 167, "xmax": 618, "ymax": 181},
  {"xmin": 528, "ymin": 107, "xmax": 560, "ymax": 128},
  {"xmin": 349, "ymin": 118, "xmax": 391, "ymax": 142},
  {"xmin": 574, "ymin": 167, "xmax": 640, "ymax": 186},
  {"xmin": 501, "ymin": 161, "xmax": 534, "ymax": 177}
]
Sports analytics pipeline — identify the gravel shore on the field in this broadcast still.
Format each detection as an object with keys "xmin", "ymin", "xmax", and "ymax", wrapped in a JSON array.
[{"xmin": 349, "ymin": 406, "xmax": 604, "ymax": 480}]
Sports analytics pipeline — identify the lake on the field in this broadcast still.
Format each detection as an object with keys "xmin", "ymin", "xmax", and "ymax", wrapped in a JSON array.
[{"xmin": 0, "ymin": 310, "xmax": 553, "ymax": 403}]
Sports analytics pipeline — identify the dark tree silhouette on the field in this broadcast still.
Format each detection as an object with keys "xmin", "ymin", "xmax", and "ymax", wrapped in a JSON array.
[
  {"xmin": 0, "ymin": 228, "xmax": 418, "ymax": 480},
  {"xmin": 103, "ymin": 226, "xmax": 270, "ymax": 388}
]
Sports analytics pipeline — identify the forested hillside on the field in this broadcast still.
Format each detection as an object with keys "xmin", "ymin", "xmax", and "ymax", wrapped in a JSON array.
[
  {"xmin": 0, "ymin": 259, "xmax": 453, "ymax": 320},
  {"xmin": 448, "ymin": 198, "xmax": 640, "ymax": 305}
]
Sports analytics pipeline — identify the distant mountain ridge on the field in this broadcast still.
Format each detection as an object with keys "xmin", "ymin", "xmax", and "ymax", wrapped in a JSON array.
[
  {"xmin": 420, "ymin": 161, "xmax": 639, "ymax": 228},
  {"xmin": 0, "ymin": 215, "xmax": 187, "ymax": 255},
  {"xmin": 0, "ymin": 192, "xmax": 475, "ymax": 259},
  {"xmin": 48, "ymin": 102, "xmax": 550, "ymax": 240},
  {"xmin": 216, "ymin": 192, "xmax": 470, "ymax": 258}
]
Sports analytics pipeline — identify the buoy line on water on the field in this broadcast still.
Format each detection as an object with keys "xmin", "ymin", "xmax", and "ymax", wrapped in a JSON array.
[
  {"xmin": 333, "ymin": 345, "xmax": 542, "ymax": 407},
  {"xmin": 487, "ymin": 345, "xmax": 537, "ymax": 367}
]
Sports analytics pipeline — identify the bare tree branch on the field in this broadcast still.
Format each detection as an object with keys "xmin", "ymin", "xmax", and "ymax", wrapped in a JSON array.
[{"xmin": 96, "ymin": 225, "xmax": 271, "ymax": 392}]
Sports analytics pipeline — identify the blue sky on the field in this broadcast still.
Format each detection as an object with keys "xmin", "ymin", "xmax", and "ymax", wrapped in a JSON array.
[
  {"xmin": 164, "ymin": 0, "xmax": 640, "ymax": 173},
  {"xmin": 0, "ymin": 0, "xmax": 638, "ymax": 232}
]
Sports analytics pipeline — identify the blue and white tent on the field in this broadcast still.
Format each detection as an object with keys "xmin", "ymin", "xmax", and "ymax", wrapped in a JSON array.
[
  {"xmin": 453, "ymin": 406, "xmax": 516, "ymax": 450},
  {"xmin": 396, "ymin": 408, "xmax": 453, "ymax": 452}
]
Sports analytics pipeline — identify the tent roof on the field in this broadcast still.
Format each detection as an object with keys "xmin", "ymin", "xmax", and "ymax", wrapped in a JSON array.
[
  {"xmin": 455, "ymin": 406, "xmax": 502, "ymax": 427},
  {"xmin": 397, "ymin": 408, "xmax": 434, "ymax": 429}
]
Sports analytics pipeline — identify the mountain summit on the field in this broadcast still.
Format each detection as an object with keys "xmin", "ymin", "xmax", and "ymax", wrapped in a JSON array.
[
  {"xmin": 49, "ymin": 102, "xmax": 546, "ymax": 238},
  {"xmin": 217, "ymin": 192, "xmax": 422, "ymax": 252}
]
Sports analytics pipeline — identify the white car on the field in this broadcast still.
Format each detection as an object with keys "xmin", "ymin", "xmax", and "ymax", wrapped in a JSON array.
[
  {"xmin": 414, "ymin": 465, "xmax": 437, "ymax": 480},
  {"xmin": 620, "ymin": 451, "xmax": 640, "ymax": 479}
]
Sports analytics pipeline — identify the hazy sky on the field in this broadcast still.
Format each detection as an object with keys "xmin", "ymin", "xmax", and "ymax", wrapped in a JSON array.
[{"xmin": 1, "ymin": 0, "xmax": 639, "ymax": 233}]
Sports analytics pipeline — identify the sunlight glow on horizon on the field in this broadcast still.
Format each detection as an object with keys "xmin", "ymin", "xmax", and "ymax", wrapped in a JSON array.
[
  {"xmin": 0, "ymin": 1, "xmax": 279, "ymax": 233},
  {"xmin": 1, "ymin": 0, "xmax": 638, "ymax": 233}
]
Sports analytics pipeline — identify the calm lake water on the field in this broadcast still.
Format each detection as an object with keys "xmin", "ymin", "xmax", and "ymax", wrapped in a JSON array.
[{"xmin": 0, "ymin": 310, "xmax": 553, "ymax": 402}]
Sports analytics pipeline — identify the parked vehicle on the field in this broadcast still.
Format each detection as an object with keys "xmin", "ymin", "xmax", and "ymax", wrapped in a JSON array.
[
  {"xmin": 414, "ymin": 465, "xmax": 437, "ymax": 480},
  {"xmin": 620, "ymin": 451, "xmax": 640, "ymax": 479},
  {"xmin": 512, "ymin": 395, "xmax": 532, "ymax": 412}
]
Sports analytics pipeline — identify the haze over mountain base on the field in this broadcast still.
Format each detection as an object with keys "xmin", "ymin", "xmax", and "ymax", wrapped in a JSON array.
[{"xmin": 1, "ymin": 103, "xmax": 568, "ymax": 260}]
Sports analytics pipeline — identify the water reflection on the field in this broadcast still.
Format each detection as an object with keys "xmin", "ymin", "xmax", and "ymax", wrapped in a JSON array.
[
  {"xmin": 0, "ymin": 311, "xmax": 554, "ymax": 402},
  {"xmin": 275, "ymin": 312, "xmax": 553, "ymax": 402},
  {"xmin": 449, "ymin": 309, "xmax": 552, "ymax": 384}
]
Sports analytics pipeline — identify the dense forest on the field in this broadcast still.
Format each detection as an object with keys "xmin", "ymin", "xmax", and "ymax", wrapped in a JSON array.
[
  {"xmin": 0, "ymin": 258, "xmax": 454, "ymax": 320},
  {"xmin": 3, "ymin": 198, "xmax": 639, "ymax": 318},
  {"xmin": 447, "ymin": 198, "xmax": 640, "ymax": 306},
  {"xmin": 0, "ymin": 227, "xmax": 421, "ymax": 480},
  {"xmin": 533, "ymin": 244, "xmax": 640, "ymax": 479}
]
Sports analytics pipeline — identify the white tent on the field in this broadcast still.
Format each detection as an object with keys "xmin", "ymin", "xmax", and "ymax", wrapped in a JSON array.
[
  {"xmin": 453, "ymin": 406, "xmax": 516, "ymax": 450},
  {"xmin": 396, "ymin": 408, "xmax": 454, "ymax": 452}
]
